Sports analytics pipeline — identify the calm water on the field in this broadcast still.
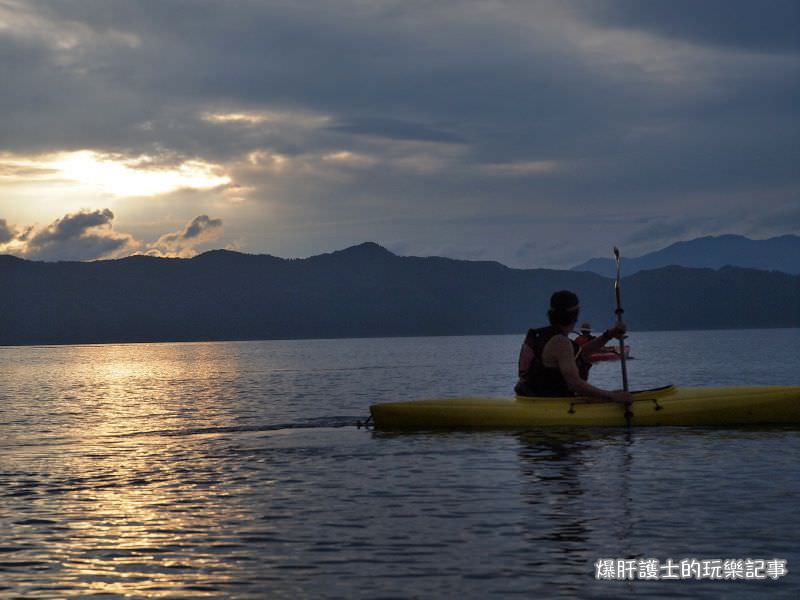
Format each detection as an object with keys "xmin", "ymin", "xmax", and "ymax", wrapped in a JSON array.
[{"xmin": 1, "ymin": 329, "xmax": 799, "ymax": 598}]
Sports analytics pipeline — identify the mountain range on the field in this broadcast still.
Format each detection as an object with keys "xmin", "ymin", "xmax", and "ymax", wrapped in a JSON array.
[
  {"xmin": 1, "ymin": 241, "xmax": 798, "ymax": 346},
  {"xmin": 571, "ymin": 234, "xmax": 800, "ymax": 277}
]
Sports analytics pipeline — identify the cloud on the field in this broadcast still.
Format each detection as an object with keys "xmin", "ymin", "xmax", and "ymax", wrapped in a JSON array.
[
  {"xmin": 0, "ymin": 210, "xmax": 225, "ymax": 261},
  {"xmin": 9, "ymin": 209, "xmax": 140, "ymax": 261},
  {"xmin": 28, "ymin": 208, "xmax": 114, "ymax": 244},
  {"xmin": 147, "ymin": 215, "xmax": 224, "ymax": 258},
  {"xmin": 327, "ymin": 117, "xmax": 465, "ymax": 144},
  {"xmin": 0, "ymin": 1, "xmax": 797, "ymax": 268},
  {"xmin": 582, "ymin": 0, "xmax": 800, "ymax": 54},
  {"xmin": 0, "ymin": 219, "xmax": 17, "ymax": 244}
]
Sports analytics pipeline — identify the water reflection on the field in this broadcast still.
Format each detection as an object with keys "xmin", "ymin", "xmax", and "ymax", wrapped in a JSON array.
[
  {"xmin": 49, "ymin": 342, "xmax": 241, "ymax": 439},
  {"xmin": 2, "ymin": 342, "xmax": 257, "ymax": 596},
  {"xmin": 43, "ymin": 439, "xmax": 242, "ymax": 596},
  {"xmin": 514, "ymin": 430, "xmax": 638, "ymax": 588}
]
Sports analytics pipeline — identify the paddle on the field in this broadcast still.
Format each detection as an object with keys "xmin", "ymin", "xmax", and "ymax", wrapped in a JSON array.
[{"xmin": 613, "ymin": 246, "xmax": 632, "ymax": 427}]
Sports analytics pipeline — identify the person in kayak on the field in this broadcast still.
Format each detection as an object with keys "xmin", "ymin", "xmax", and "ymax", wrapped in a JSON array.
[
  {"xmin": 574, "ymin": 323, "xmax": 595, "ymax": 347},
  {"xmin": 514, "ymin": 290, "xmax": 631, "ymax": 404}
]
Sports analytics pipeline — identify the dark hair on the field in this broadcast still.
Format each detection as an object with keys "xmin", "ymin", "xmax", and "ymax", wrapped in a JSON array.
[{"xmin": 548, "ymin": 290, "xmax": 580, "ymax": 327}]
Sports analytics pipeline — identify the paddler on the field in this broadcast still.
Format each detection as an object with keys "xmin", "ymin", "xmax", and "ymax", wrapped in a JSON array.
[
  {"xmin": 514, "ymin": 290, "xmax": 632, "ymax": 403},
  {"xmin": 574, "ymin": 322, "xmax": 595, "ymax": 347}
]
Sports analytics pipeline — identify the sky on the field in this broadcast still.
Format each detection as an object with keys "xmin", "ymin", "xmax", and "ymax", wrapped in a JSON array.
[{"xmin": 0, "ymin": 0, "xmax": 798, "ymax": 268}]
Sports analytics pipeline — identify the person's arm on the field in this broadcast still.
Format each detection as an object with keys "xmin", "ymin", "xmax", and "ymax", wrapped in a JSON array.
[
  {"xmin": 549, "ymin": 336, "xmax": 631, "ymax": 404},
  {"xmin": 580, "ymin": 323, "xmax": 626, "ymax": 356}
]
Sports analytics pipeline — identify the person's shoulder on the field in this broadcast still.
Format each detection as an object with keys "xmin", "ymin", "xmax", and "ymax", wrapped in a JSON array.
[{"xmin": 544, "ymin": 333, "xmax": 571, "ymax": 352}]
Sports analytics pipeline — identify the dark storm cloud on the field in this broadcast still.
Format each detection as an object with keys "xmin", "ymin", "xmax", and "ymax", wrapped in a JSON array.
[{"xmin": 2, "ymin": 0, "xmax": 798, "ymax": 264}]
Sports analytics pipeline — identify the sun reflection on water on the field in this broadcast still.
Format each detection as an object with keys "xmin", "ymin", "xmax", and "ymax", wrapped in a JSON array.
[
  {"xmin": 45, "ymin": 342, "xmax": 241, "ymax": 438},
  {"xmin": 2, "ymin": 342, "xmax": 262, "ymax": 596},
  {"xmin": 47, "ymin": 440, "xmax": 247, "ymax": 596}
]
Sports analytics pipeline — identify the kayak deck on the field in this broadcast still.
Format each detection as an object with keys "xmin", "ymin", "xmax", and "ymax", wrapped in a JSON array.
[{"xmin": 369, "ymin": 385, "xmax": 800, "ymax": 429}]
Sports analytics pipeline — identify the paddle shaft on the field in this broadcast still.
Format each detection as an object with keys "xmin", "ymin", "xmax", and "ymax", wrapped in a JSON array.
[
  {"xmin": 613, "ymin": 248, "xmax": 630, "ymax": 392},
  {"xmin": 613, "ymin": 247, "xmax": 632, "ymax": 427}
]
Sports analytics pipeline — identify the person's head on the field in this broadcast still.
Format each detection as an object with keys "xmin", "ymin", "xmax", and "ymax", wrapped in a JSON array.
[
  {"xmin": 580, "ymin": 322, "xmax": 592, "ymax": 334},
  {"xmin": 548, "ymin": 290, "xmax": 580, "ymax": 329}
]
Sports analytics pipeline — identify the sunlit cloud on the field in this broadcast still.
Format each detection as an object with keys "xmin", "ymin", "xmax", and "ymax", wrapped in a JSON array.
[
  {"xmin": 235, "ymin": 138, "xmax": 463, "ymax": 189},
  {"xmin": 147, "ymin": 215, "xmax": 224, "ymax": 258},
  {"xmin": 203, "ymin": 112, "xmax": 271, "ymax": 125},
  {"xmin": 0, "ymin": 0, "xmax": 140, "ymax": 52},
  {"xmin": 0, "ymin": 211, "xmax": 226, "ymax": 261},
  {"xmin": 1, "ymin": 208, "xmax": 140, "ymax": 261},
  {"xmin": 245, "ymin": 151, "xmax": 291, "ymax": 172},
  {"xmin": 201, "ymin": 109, "xmax": 331, "ymax": 128},
  {"xmin": 321, "ymin": 151, "xmax": 378, "ymax": 167}
]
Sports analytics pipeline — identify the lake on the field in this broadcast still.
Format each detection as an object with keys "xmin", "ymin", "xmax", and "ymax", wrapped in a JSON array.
[{"xmin": 1, "ymin": 329, "xmax": 799, "ymax": 597}]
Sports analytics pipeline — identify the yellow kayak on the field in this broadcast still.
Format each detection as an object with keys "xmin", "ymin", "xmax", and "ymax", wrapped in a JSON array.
[{"xmin": 369, "ymin": 385, "xmax": 800, "ymax": 429}]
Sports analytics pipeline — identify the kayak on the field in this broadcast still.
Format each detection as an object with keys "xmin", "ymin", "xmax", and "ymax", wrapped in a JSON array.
[
  {"xmin": 589, "ymin": 345, "xmax": 630, "ymax": 362},
  {"xmin": 369, "ymin": 385, "xmax": 800, "ymax": 429}
]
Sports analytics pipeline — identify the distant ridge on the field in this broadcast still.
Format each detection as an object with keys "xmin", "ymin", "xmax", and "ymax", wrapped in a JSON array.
[
  {"xmin": 1, "ymin": 242, "xmax": 798, "ymax": 346},
  {"xmin": 571, "ymin": 234, "xmax": 800, "ymax": 277}
]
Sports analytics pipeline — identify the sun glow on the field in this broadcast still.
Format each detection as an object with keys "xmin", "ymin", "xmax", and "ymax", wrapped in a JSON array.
[
  {"xmin": 0, "ymin": 150, "xmax": 230, "ymax": 198},
  {"xmin": 52, "ymin": 151, "xmax": 231, "ymax": 197}
]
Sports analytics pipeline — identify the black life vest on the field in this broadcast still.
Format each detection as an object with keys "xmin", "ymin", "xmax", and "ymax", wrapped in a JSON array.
[
  {"xmin": 573, "ymin": 334, "xmax": 594, "ymax": 379},
  {"xmin": 514, "ymin": 325, "xmax": 583, "ymax": 397}
]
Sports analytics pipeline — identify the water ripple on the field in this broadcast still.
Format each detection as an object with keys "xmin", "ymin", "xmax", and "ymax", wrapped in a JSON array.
[{"xmin": 0, "ymin": 332, "xmax": 799, "ymax": 597}]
